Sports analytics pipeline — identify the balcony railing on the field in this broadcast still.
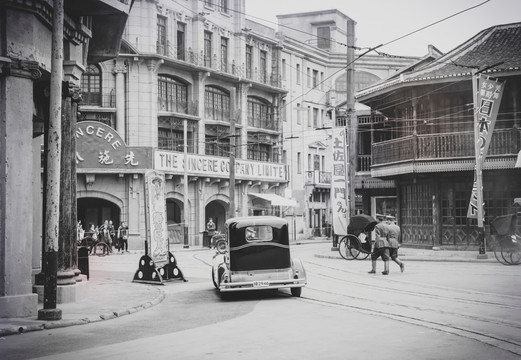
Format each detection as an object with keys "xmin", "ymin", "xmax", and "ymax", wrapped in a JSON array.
[
  {"xmin": 81, "ymin": 91, "xmax": 115, "ymax": 107},
  {"xmin": 247, "ymin": 115, "xmax": 279, "ymax": 131},
  {"xmin": 158, "ymin": 98, "xmax": 198, "ymax": 116},
  {"xmin": 305, "ymin": 170, "xmax": 332, "ymax": 186},
  {"xmin": 156, "ymin": 43, "xmax": 282, "ymax": 88},
  {"xmin": 372, "ymin": 128, "xmax": 521, "ymax": 166}
]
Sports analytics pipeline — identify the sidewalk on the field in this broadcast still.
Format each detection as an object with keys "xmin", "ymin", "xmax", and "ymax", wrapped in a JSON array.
[{"xmin": 0, "ymin": 244, "xmax": 499, "ymax": 337}]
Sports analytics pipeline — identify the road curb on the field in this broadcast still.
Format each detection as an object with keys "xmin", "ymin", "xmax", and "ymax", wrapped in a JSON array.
[
  {"xmin": 314, "ymin": 253, "xmax": 497, "ymax": 263},
  {"xmin": 0, "ymin": 287, "xmax": 165, "ymax": 337}
]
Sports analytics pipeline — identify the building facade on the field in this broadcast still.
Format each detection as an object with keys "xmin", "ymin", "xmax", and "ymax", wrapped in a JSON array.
[
  {"xmin": 357, "ymin": 23, "xmax": 521, "ymax": 248},
  {"xmin": 0, "ymin": 0, "xmax": 132, "ymax": 318}
]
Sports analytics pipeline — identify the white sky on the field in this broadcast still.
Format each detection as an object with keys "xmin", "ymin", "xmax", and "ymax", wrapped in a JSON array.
[{"xmin": 245, "ymin": 0, "xmax": 521, "ymax": 57}]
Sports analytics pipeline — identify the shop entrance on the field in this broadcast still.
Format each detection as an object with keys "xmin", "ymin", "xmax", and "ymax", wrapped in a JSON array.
[
  {"xmin": 205, "ymin": 200, "xmax": 228, "ymax": 234},
  {"xmin": 77, "ymin": 198, "xmax": 121, "ymax": 231}
]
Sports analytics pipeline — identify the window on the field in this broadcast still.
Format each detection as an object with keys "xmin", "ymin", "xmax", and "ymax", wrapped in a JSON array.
[
  {"xmin": 312, "ymin": 70, "xmax": 318, "ymax": 88},
  {"xmin": 259, "ymin": 50, "xmax": 267, "ymax": 83},
  {"xmin": 314, "ymin": 154, "xmax": 320, "ymax": 170},
  {"xmin": 317, "ymin": 27, "xmax": 331, "ymax": 49},
  {"xmin": 297, "ymin": 152, "xmax": 302, "ymax": 174},
  {"xmin": 281, "ymin": 99, "xmax": 287, "ymax": 122},
  {"xmin": 204, "ymin": 31, "xmax": 212, "ymax": 67},
  {"xmin": 296, "ymin": 64, "xmax": 301, "ymax": 84},
  {"xmin": 320, "ymin": 72, "xmax": 324, "ymax": 90},
  {"xmin": 158, "ymin": 117, "xmax": 197, "ymax": 153},
  {"xmin": 296, "ymin": 103, "xmax": 301, "ymax": 125},
  {"xmin": 307, "ymin": 106, "xmax": 311, "ymax": 127},
  {"xmin": 246, "ymin": 45, "xmax": 253, "ymax": 79},
  {"xmin": 205, "ymin": 125, "xmax": 237, "ymax": 157},
  {"xmin": 205, "ymin": 86, "xmax": 230, "ymax": 121},
  {"xmin": 81, "ymin": 64, "xmax": 101, "ymax": 106},
  {"xmin": 247, "ymin": 142, "xmax": 271, "ymax": 162},
  {"xmin": 177, "ymin": 23, "xmax": 186, "ymax": 60},
  {"xmin": 307, "ymin": 67, "xmax": 311, "ymax": 87},
  {"xmin": 204, "ymin": 0, "xmax": 213, "ymax": 7},
  {"xmin": 313, "ymin": 108, "xmax": 319, "ymax": 128},
  {"xmin": 218, "ymin": 0, "xmax": 228, "ymax": 13},
  {"xmin": 282, "ymin": 59, "xmax": 286, "ymax": 80},
  {"xmin": 308, "ymin": 154, "xmax": 312, "ymax": 171},
  {"xmin": 247, "ymin": 97, "xmax": 274, "ymax": 130},
  {"xmin": 221, "ymin": 37, "xmax": 228, "ymax": 72},
  {"xmin": 158, "ymin": 75, "xmax": 188, "ymax": 113},
  {"xmin": 157, "ymin": 16, "xmax": 167, "ymax": 55}
]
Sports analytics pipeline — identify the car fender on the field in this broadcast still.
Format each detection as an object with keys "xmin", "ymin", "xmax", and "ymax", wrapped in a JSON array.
[{"xmin": 291, "ymin": 257, "xmax": 307, "ymax": 281}]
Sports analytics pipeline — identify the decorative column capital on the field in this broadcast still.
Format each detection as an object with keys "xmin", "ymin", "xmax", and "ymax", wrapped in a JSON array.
[{"xmin": 112, "ymin": 63, "xmax": 128, "ymax": 75}]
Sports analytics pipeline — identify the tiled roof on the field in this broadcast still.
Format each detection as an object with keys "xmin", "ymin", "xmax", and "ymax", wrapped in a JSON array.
[{"xmin": 357, "ymin": 22, "xmax": 521, "ymax": 99}]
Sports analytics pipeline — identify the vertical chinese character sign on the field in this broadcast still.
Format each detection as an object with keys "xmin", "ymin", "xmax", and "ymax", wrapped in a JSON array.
[
  {"xmin": 467, "ymin": 75, "xmax": 505, "ymax": 218},
  {"xmin": 331, "ymin": 128, "xmax": 349, "ymax": 235},
  {"xmin": 145, "ymin": 170, "xmax": 169, "ymax": 267}
]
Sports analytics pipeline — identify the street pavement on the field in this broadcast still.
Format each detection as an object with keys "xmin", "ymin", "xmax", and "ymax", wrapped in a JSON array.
[{"xmin": 0, "ymin": 240, "xmax": 499, "ymax": 337}]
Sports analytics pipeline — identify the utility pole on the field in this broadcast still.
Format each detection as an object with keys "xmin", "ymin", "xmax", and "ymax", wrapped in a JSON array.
[
  {"xmin": 228, "ymin": 88, "xmax": 238, "ymax": 220},
  {"xmin": 183, "ymin": 118, "xmax": 189, "ymax": 248},
  {"xmin": 345, "ymin": 19, "xmax": 356, "ymax": 216},
  {"xmin": 38, "ymin": 0, "xmax": 64, "ymax": 321}
]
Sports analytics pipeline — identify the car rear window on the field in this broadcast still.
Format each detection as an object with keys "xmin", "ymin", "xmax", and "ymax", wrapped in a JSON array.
[{"xmin": 245, "ymin": 225, "xmax": 273, "ymax": 242}]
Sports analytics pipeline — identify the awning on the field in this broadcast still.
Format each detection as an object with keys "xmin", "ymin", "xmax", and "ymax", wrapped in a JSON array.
[{"xmin": 249, "ymin": 193, "xmax": 298, "ymax": 207}]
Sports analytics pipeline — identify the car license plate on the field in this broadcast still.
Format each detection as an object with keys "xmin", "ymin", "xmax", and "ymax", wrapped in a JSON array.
[{"xmin": 253, "ymin": 281, "xmax": 269, "ymax": 288}]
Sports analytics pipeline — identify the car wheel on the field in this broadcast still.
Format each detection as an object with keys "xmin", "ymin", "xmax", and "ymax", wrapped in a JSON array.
[{"xmin": 290, "ymin": 287, "xmax": 302, "ymax": 297}]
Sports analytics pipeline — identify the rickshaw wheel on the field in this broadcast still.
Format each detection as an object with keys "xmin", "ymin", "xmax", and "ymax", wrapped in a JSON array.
[
  {"xmin": 290, "ymin": 287, "xmax": 302, "ymax": 297},
  {"xmin": 338, "ymin": 236, "xmax": 356, "ymax": 260},
  {"xmin": 502, "ymin": 241, "xmax": 521, "ymax": 265},
  {"xmin": 493, "ymin": 242, "xmax": 509, "ymax": 265}
]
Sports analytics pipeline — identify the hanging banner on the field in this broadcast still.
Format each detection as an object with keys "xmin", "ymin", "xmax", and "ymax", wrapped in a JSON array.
[
  {"xmin": 467, "ymin": 75, "xmax": 505, "ymax": 218},
  {"xmin": 331, "ymin": 128, "xmax": 349, "ymax": 235}
]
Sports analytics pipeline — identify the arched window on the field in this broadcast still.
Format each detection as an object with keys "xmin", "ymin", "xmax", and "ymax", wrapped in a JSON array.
[
  {"xmin": 205, "ymin": 86, "xmax": 230, "ymax": 121},
  {"xmin": 81, "ymin": 65, "xmax": 101, "ymax": 106},
  {"xmin": 158, "ymin": 75, "xmax": 188, "ymax": 113}
]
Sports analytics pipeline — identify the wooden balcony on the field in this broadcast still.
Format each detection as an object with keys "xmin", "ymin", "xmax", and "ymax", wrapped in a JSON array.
[{"xmin": 371, "ymin": 128, "xmax": 521, "ymax": 174}]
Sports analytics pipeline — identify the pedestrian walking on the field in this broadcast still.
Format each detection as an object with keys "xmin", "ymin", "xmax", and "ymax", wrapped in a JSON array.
[
  {"xmin": 369, "ymin": 216, "xmax": 391, "ymax": 275},
  {"xmin": 386, "ymin": 215, "xmax": 405, "ymax": 272},
  {"xmin": 117, "ymin": 221, "xmax": 129, "ymax": 253}
]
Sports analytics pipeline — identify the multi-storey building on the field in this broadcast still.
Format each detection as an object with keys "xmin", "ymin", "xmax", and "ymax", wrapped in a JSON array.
[
  {"xmin": 78, "ymin": 0, "xmax": 291, "ymax": 247},
  {"xmin": 78, "ymin": 2, "xmax": 418, "ymax": 245},
  {"xmin": 357, "ymin": 23, "xmax": 521, "ymax": 248},
  {"xmin": 1, "ymin": 0, "xmax": 132, "ymax": 318}
]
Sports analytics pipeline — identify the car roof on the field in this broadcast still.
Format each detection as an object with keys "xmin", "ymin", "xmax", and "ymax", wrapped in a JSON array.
[{"xmin": 225, "ymin": 216, "xmax": 288, "ymax": 228}]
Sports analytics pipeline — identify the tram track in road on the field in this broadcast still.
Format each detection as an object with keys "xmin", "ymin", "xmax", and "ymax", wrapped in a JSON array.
[{"xmin": 299, "ymin": 259, "xmax": 521, "ymax": 357}]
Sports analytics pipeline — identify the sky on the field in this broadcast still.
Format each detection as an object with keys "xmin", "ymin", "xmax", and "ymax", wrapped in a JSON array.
[{"xmin": 245, "ymin": 0, "xmax": 521, "ymax": 57}]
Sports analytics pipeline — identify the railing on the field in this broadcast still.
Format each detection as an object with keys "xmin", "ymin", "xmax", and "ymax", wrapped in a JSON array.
[
  {"xmin": 81, "ymin": 91, "xmax": 115, "ymax": 107},
  {"xmin": 247, "ymin": 115, "xmax": 279, "ymax": 131},
  {"xmin": 305, "ymin": 170, "xmax": 332, "ymax": 186},
  {"xmin": 357, "ymin": 155, "xmax": 372, "ymax": 172},
  {"xmin": 372, "ymin": 128, "xmax": 521, "ymax": 166},
  {"xmin": 156, "ymin": 43, "xmax": 282, "ymax": 88},
  {"xmin": 158, "ymin": 98, "xmax": 198, "ymax": 116}
]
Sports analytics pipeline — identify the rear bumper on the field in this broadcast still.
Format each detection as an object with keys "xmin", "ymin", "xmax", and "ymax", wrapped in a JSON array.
[{"xmin": 219, "ymin": 279, "xmax": 306, "ymax": 292}]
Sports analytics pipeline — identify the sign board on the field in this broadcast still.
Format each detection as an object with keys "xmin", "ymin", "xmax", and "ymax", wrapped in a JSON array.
[
  {"xmin": 144, "ymin": 170, "xmax": 169, "ymax": 267},
  {"xmin": 75, "ymin": 121, "xmax": 152, "ymax": 170},
  {"xmin": 330, "ymin": 128, "xmax": 348, "ymax": 236},
  {"xmin": 155, "ymin": 150, "xmax": 288, "ymax": 182}
]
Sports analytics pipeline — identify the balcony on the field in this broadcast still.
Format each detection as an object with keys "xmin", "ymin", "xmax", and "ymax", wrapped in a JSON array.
[
  {"xmin": 248, "ymin": 115, "xmax": 279, "ymax": 131},
  {"xmin": 372, "ymin": 128, "xmax": 521, "ymax": 173},
  {"xmin": 305, "ymin": 170, "xmax": 332, "ymax": 187},
  {"xmin": 81, "ymin": 91, "xmax": 115, "ymax": 108},
  {"xmin": 158, "ymin": 98, "xmax": 198, "ymax": 116}
]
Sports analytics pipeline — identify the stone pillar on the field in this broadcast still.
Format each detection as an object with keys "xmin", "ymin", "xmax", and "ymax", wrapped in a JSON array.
[
  {"xmin": 0, "ymin": 58, "xmax": 39, "ymax": 318},
  {"xmin": 113, "ymin": 61, "xmax": 127, "ymax": 137},
  {"xmin": 193, "ymin": 72, "xmax": 209, "ymax": 155}
]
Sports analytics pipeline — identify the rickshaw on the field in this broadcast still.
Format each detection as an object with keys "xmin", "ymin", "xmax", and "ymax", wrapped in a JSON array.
[
  {"xmin": 78, "ymin": 230, "xmax": 112, "ymax": 257},
  {"xmin": 490, "ymin": 213, "xmax": 521, "ymax": 265},
  {"xmin": 212, "ymin": 216, "xmax": 307, "ymax": 299},
  {"xmin": 338, "ymin": 214, "xmax": 378, "ymax": 260}
]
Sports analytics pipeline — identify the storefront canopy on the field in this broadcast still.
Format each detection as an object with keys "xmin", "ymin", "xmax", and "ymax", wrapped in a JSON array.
[{"xmin": 249, "ymin": 193, "xmax": 298, "ymax": 207}]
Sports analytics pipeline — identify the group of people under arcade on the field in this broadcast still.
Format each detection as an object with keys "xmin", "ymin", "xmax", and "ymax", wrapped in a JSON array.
[
  {"xmin": 77, "ymin": 219, "xmax": 129, "ymax": 253},
  {"xmin": 369, "ymin": 215, "xmax": 405, "ymax": 275}
]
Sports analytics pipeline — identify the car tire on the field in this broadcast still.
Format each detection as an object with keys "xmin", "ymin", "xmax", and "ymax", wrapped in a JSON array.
[
  {"xmin": 211, "ymin": 269, "xmax": 218, "ymax": 288},
  {"xmin": 290, "ymin": 287, "xmax": 302, "ymax": 297}
]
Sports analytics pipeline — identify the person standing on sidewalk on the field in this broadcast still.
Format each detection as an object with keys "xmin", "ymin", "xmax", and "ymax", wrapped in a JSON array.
[
  {"xmin": 369, "ymin": 216, "xmax": 391, "ymax": 275},
  {"xmin": 118, "ymin": 221, "xmax": 129, "ymax": 253},
  {"xmin": 386, "ymin": 215, "xmax": 405, "ymax": 272}
]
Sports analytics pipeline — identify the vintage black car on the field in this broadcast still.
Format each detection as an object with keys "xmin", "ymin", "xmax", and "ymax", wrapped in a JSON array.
[{"xmin": 212, "ymin": 216, "xmax": 307, "ymax": 299}]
